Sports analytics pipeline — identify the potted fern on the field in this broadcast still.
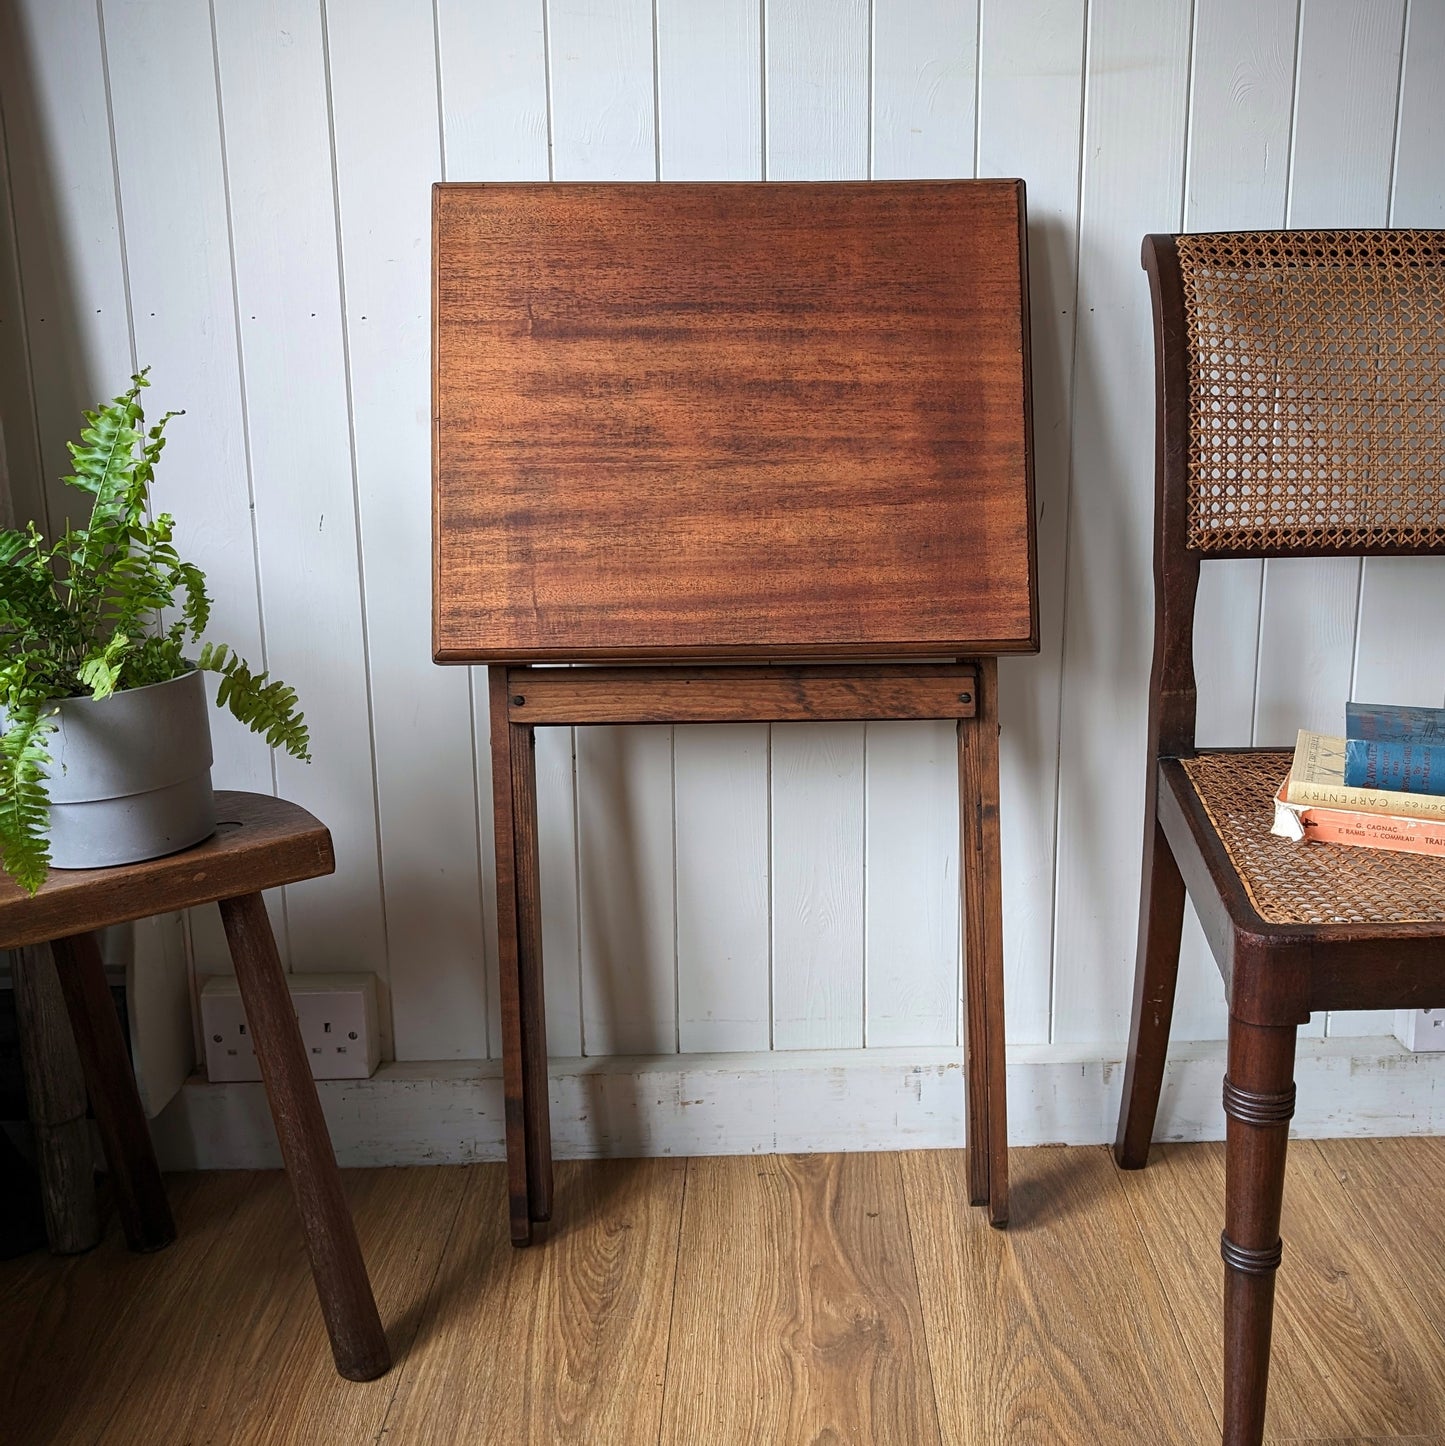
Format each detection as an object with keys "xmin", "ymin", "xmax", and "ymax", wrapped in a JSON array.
[{"xmin": 0, "ymin": 371, "xmax": 309, "ymax": 894}]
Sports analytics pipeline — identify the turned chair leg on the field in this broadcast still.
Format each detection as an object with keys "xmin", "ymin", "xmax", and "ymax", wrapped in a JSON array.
[
  {"xmin": 958, "ymin": 657, "xmax": 1009, "ymax": 1226},
  {"xmin": 1114, "ymin": 806, "xmax": 1187, "ymax": 1169},
  {"xmin": 218, "ymin": 892, "xmax": 390, "ymax": 1381},
  {"xmin": 1221, "ymin": 1016, "xmax": 1296, "ymax": 1446},
  {"xmin": 49, "ymin": 931, "xmax": 176, "ymax": 1253}
]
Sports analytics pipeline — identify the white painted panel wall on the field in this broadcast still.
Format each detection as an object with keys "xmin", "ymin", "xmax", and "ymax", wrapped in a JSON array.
[{"xmin": 2, "ymin": 1, "xmax": 1444, "ymax": 1156}]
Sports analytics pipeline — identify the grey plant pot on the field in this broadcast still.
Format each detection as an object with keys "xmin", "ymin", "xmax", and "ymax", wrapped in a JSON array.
[{"xmin": 43, "ymin": 667, "xmax": 216, "ymax": 869}]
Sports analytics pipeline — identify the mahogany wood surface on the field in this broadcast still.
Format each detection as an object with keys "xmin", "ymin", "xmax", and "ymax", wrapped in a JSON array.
[
  {"xmin": 1114, "ymin": 230, "xmax": 1445, "ymax": 1446},
  {"xmin": 508, "ymin": 717, "xmax": 552, "ymax": 1225},
  {"xmin": 218, "ymin": 892, "xmax": 390, "ymax": 1382},
  {"xmin": 487, "ymin": 669, "xmax": 535, "ymax": 1246},
  {"xmin": 958, "ymin": 657, "xmax": 1008, "ymax": 1225},
  {"xmin": 433, "ymin": 180, "xmax": 1037, "ymax": 663},
  {"xmin": 49, "ymin": 931, "xmax": 174, "ymax": 1253},
  {"xmin": 0, "ymin": 792, "xmax": 334, "ymax": 950},
  {"xmin": 505, "ymin": 663, "xmax": 979, "ymax": 725}
]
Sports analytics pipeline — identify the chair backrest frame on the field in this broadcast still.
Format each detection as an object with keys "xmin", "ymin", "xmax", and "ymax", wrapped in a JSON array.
[{"xmin": 1142, "ymin": 229, "xmax": 1445, "ymax": 760}]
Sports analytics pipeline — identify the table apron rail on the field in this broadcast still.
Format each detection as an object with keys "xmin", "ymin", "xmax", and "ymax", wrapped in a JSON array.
[{"xmin": 502, "ymin": 664, "xmax": 979, "ymax": 726}]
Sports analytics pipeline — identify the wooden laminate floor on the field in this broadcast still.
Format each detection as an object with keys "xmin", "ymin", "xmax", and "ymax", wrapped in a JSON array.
[{"xmin": 3, "ymin": 1140, "xmax": 1445, "ymax": 1444}]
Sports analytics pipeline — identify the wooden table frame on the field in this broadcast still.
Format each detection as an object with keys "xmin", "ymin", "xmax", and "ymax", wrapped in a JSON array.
[
  {"xmin": 487, "ymin": 660, "xmax": 1010, "ymax": 1244},
  {"xmin": 433, "ymin": 180, "xmax": 1037, "ymax": 1245}
]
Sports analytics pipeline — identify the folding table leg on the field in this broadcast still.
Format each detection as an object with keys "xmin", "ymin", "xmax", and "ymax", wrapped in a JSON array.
[
  {"xmin": 488, "ymin": 669, "xmax": 535, "ymax": 1245},
  {"xmin": 957, "ymin": 656, "xmax": 1009, "ymax": 1227},
  {"xmin": 509, "ymin": 718, "xmax": 552, "ymax": 1224},
  {"xmin": 219, "ymin": 891, "xmax": 390, "ymax": 1381},
  {"xmin": 50, "ymin": 931, "xmax": 175, "ymax": 1252}
]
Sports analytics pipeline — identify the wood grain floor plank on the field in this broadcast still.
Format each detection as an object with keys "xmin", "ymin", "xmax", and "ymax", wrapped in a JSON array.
[
  {"xmin": 660, "ymin": 1151, "xmax": 941, "ymax": 1446},
  {"xmin": 1120, "ymin": 1140, "xmax": 1445, "ymax": 1442},
  {"xmin": 381, "ymin": 1158, "xmax": 686, "ymax": 1445},
  {"xmin": 88, "ymin": 1165, "xmax": 468, "ymax": 1446},
  {"xmin": 1321, "ymin": 1136, "xmax": 1445, "ymax": 1345},
  {"xmin": 902, "ymin": 1144, "xmax": 1215, "ymax": 1445},
  {"xmin": 0, "ymin": 1171, "xmax": 249, "ymax": 1446},
  {"xmin": 6, "ymin": 1144, "xmax": 1445, "ymax": 1445}
]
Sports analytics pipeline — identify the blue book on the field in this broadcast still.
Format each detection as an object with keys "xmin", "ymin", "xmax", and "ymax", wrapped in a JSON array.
[
  {"xmin": 1347, "ymin": 701, "xmax": 1445, "ymax": 745},
  {"xmin": 1344, "ymin": 702, "xmax": 1445, "ymax": 794}
]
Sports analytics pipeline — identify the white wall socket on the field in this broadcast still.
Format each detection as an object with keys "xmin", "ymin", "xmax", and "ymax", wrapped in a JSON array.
[
  {"xmin": 201, "ymin": 972, "xmax": 381, "ymax": 1083},
  {"xmin": 1395, "ymin": 1008, "xmax": 1445, "ymax": 1053}
]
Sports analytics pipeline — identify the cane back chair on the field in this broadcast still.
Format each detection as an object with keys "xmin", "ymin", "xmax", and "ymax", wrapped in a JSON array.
[{"xmin": 1114, "ymin": 229, "xmax": 1445, "ymax": 1446}]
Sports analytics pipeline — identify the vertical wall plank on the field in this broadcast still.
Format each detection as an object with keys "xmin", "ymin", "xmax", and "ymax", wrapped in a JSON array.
[
  {"xmin": 0, "ymin": 87, "xmax": 45, "ymax": 530},
  {"xmin": 863, "ymin": 7, "xmax": 977, "ymax": 1048},
  {"xmin": 211, "ymin": 0, "xmax": 388, "ymax": 999},
  {"xmin": 437, "ymin": 0, "xmax": 550, "ymax": 182},
  {"xmin": 765, "ymin": 1, "xmax": 871, "ymax": 1051},
  {"xmin": 0, "ymin": 0, "xmax": 134, "ymax": 533},
  {"xmin": 978, "ymin": 0, "xmax": 1087, "ymax": 1047},
  {"xmin": 674, "ymin": 725, "xmax": 770, "ymax": 1052},
  {"xmin": 772, "ymin": 724, "xmax": 865, "ymax": 1049},
  {"xmin": 657, "ymin": 0, "xmax": 769, "ymax": 1055},
  {"xmin": 436, "ymin": 1, "xmax": 573, "ymax": 1060},
  {"xmin": 548, "ymin": 0, "xmax": 674, "ymax": 1056},
  {"xmin": 548, "ymin": 0, "xmax": 656, "ymax": 181},
  {"xmin": 864, "ymin": 723, "xmax": 958, "ymax": 1047},
  {"xmin": 765, "ymin": 0, "xmax": 870, "ymax": 180},
  {"xmin": 326, "ymin": 0, "xmax": 487, "ymax": 1060},
  {"xmin": 1393, "ymin": 0, "xmax": 1445, "ymax": 226},
  {"xmin": 1169, "ymin": 0, "xmax": 1298, "ymax": 1045},
  {"xmin": 657, "ymin": 0, "xmax": 761, "ymax": 179},
  {"xmin": 102, "ymin": 0, "xmax": 277, "ymax": 995},
  {"xmin": 1051, "ymin": 0, "xmax": 1193, "ymax": 1046},
  {"xmin": 577, "ymin": 725, "xmax": 677, "ymax": 1054},
  {"xmin": 872, "ymin": 0, "xmax": 977, "ymax": 180}
]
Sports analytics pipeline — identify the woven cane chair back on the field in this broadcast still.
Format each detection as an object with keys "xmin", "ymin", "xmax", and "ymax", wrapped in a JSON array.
[{"xmin": 1175, "ymin": 229, "xmax": 1445, "ymax": 556}]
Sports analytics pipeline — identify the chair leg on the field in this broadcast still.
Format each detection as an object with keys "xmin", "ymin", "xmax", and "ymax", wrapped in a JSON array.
[
  {"xmin": 489, "ymin": 669, "xmax": 534, "ymax": 1246},
  {"xmin": 510, "ymin": 719, "xmax": 553, "ymax": 1225},
  {"xmin": 218, "ymin": 892, "xmax": 390, "ymax": 1382},
  {"xmin": 1221, "ymin": 1015, "xmax": 1296, "ymax": 1446},
  {"xmin": 1114, "ymin": 806, "xmax": 1187, "ymax": 1169},
  {"xmin": 958, "ymin": 657, "xmax": 1009, "ymax": 1227},
  {"xmin": 49, "ymin": 932, "xmax": 175, "ymax": 1253}
]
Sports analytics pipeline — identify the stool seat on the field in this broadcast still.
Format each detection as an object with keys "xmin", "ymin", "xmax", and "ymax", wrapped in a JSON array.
[{"xmin": 0, "ymin": 792, "xmax": 332, "ymax": 950}]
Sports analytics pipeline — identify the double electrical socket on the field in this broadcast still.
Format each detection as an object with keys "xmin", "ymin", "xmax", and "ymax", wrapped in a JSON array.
[
  {"xmin": 201, "ymin": 972, "xmax": 380, "ymax": 1082},
  {"xmin": 1396, "ymin": 1008, "xmax": 1445, "ymax": 1053}
]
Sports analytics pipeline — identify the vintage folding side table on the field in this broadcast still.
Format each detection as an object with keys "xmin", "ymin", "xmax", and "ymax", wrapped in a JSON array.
[{"xmin": 432, "ymin": 181, "xmax": 1037, "ymax": 1243}]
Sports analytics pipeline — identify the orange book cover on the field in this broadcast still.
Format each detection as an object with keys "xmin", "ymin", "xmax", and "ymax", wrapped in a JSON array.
[{"xmin": 1272, "ymin": 781, "xmax": 1445, "ymax": 859}]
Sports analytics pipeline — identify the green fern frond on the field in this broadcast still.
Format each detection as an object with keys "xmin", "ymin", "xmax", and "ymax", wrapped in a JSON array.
[
  {"xmin": 197, "ymin": 644, "xmax": 311, "ymax": 761},
  {"xmin": 0, "ymin": 706, "xmax": 54, "ymax": 895},
  {"xmin": 78, "ymin": 630, "xmax": 134, "ymax": 700}
]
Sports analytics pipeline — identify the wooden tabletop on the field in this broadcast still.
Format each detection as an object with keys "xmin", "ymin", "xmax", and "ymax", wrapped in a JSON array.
[
  {"xmin": 0, "ymin": 792, "xmax": 334, "ymax": 948},
  {"xmin": 433, "ymin": 180, "xmax": 1037, "ymax": 663}
]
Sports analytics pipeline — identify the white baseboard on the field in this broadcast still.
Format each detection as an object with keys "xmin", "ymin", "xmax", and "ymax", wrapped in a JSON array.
[{"xmin": 149, "ymin": 1037, "xmax": 1445, "ymax": 1171}]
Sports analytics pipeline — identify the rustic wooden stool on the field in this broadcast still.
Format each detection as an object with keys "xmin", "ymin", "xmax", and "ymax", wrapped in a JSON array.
[
  {"xmin": 0, "ymin": 791, "xmax": 390, "ymax": 1381},
  {"xmin": 433, "ymin": 180, "xmax": 1038, "ymax": 1244}
]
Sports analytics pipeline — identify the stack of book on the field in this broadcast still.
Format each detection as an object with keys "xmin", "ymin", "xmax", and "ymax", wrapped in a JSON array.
[{"xmin": 1272, "ymin": 704, "xmax": 1445, "ymax": 857}]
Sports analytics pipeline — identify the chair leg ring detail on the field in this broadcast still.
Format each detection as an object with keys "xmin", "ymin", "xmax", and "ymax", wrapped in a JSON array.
[
  {"xmin": 1221, "ymin": 1231, "xmax": 1283, "ymax": 1275},
  {"xmin": 1222, "ymin": 1075, "xmax": 1296, "ymax": 1126}
]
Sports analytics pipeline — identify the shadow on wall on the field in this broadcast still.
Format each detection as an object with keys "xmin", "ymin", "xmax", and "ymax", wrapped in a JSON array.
[{"xmin": 0, "ymin": 4, "xmax": 119, "ymax": 533}]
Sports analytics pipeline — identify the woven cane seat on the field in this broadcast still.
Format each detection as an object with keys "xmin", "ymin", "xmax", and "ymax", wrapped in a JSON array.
[
  {"xmin": 1176, "ymin": 230, "xmax": 1445, "ymax": 553},
  {"xmin": 1178, "ymin": 750, "xmax": 1445, "ymax": 926}
]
